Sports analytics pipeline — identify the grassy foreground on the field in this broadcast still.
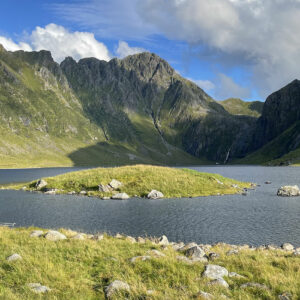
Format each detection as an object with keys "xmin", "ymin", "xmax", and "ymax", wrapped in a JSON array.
[
  {"xmin": 7, "ymin": 165, "xmax": 251, "ymax": 198},
  {"xmin": 0, "ymin": 227, "xmax": 299, "ymax": 299}
]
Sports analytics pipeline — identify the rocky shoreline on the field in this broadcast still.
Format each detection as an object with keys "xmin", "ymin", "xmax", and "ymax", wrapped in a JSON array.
[{"xmin": 2, "ymin": 227, "xmax": 299, "ymax": 299}]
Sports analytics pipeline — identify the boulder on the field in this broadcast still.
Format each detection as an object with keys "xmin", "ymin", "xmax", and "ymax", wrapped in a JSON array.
[
  {"xmin": 92, "ymin": 234, "xmax": 104, "ymax": 241},
  {"xmin": 35, "ymin": 179, "xmax": 47, "ymax": 190},
  {"xmin": 147, "ymin": 249, "xmax": 166, "ymax": 257},
  {"xmin": 130, "ymin": 256, "xmax": 151, "ymax": 263},
  {"xmin": 44, "ymin": 230, "xmax": 67, "ymax": 241},
  {"xmin": 277, "ymin": 185, "xmax": 300, "ymax": 197},
  {"xmin": 228, "ymin": 272, "xmax": 246, "ymax": 279},
  {"xmin": 98, "ymin": 184, "xmax": 112, "ymax": 193},
  {"xmin": 202, "ymin": 264, "xmax": 228, "ymax": 280},
  {"xmin": 109, "ymin": 179, "xmax": 123, "ymax": 189},
  {"xmin": 265, "ymin": 181, "xmax": 272, "ymax": 184},
  {"xmin": 147, "ymin": 190, "xmax": 164, "ymax": 199},
  {"xmin": 226, "ymin": 249, "xmax": 239, "ymax": 256},
  {"xmin": 71, "ymin": 233, "xmax": 86, "ymax": 240},
  {"xmin": 30, "ymin": 230, "xmax": 44, "ymax": 237},
  {"xmin": 111, "ymin": 193, "xmax": 129, "ymax": 200},
  {"xmin": 44, "ymin": 189, "xmax": 56, "ymax": 195},
  {"xmin": 208, "ymin": 252, "xmax": 220, "ymax": 261},
  {"xmin": 28, "ymin": 283, "xmax": 51, "ymax": 293},
  {"xmin": 179, "ymin": 242, "xmax": 198, "ymax": 251},
  {"xmin": 125, "ymin": 236, "xmax": 136, "ymax": 243},
  {"xmin": 158, "ymin": 235, "xmax": 169, "ymax": 245},
  {"xmin": 281, "ymin": 243, "xmax": 294, "ymax": 251},
  {"xmin": 278, "ymin": 292, "xmax": 292, "ymax": 300},
  {"xmin": 137, "ymin": 237, "xmax": 146, "ymax": 244},
  {"xmin": 6, "ymin": 253, "xmax": 22, "ymax": 261},
  {"xmin": 208, "ymin": 278, "xmax": 229, "ymax": 288},
  {"xmin": 105, "ymin": 280, "xmax": 130, "ymax": 298},
  {"xmin": 185, "ymin": 246, "xmax": 206, "ymax": 259},
  {"xmin": 196, "ymin": 291, "xmax": 214, "ymax": 299},
  {"xmin": 240, "ymin": 282, "xmax": 268, "ymax": 290}
]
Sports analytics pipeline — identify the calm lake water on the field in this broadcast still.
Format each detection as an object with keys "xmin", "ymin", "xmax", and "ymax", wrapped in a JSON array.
[{"xmin": 0, "ymin": 166, "xmax": 300, "ymax": 247}]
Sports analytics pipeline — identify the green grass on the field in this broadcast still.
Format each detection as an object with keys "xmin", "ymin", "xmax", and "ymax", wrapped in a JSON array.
[
  {"xmin": 0, "ymin": 226, "xmax": 299, "ymax": 299},
  {"xmin": 6, "ymin": 165, "xmax": 251, "ymax": 198},
  {"xmin": 219, "ymin": 98, "xmax": 263, "ymax": 118}
]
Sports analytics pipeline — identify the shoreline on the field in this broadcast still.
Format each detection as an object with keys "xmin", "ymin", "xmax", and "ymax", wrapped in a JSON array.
[{"xmin": 0, "ymin": 226, "xmax": 299, "ymax": 299}]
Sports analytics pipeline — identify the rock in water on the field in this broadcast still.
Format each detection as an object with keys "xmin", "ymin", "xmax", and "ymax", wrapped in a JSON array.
[
  {"xmin": 147, "ymin": 190, "xmax": 164, "ymax": 199},
  {"xmin": 44, "ymin": 230, "xmax": 67, "ymax": 241},
  {"xmin": 105, "ymin": 280, "xmax": 130, "ymax": 298},
  {"xmin": 111, "ymin": 193, "xmax": 129, "ymax": 200},
  {"xmin": 158, "ymin": 235, "xmax": 169, "ymax": 245},
  {"xmin": 277, "ymin": 185, "xmax": 300, "ymax": 197},
  {"xmin": 109, "ymin": 179, "xmax": 123, "ymax": 189},
  {"xmin": 35, "ymin": 179, "xmax": 47, "ymax": 190},
  {"xmin": 202, "ymin": 264, "xmax": 228, "ymax": 280}
]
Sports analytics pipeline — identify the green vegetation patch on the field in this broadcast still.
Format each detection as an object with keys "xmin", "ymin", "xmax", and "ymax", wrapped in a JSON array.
[
  {"xmin": 0, "ymin": 227, "xmax": 299, "ymax": 299},
  {"xmin": 7, "ymin": 165, "xmax": 250, "ymax": 198}
]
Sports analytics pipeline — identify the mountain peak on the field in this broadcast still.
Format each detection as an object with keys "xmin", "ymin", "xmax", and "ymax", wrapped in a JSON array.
[{"xmin": 0, "ymin": 44, "xmax": 6, "ymax": 52}]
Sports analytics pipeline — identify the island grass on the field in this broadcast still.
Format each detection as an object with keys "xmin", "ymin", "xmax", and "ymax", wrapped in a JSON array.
[
  {"xmin": 0, "ymin": 227, "xmax": 299, "ymax": 299},
  {"xmin": 7, "ymin": 165, "xmax": 251, "ymax": 198}
]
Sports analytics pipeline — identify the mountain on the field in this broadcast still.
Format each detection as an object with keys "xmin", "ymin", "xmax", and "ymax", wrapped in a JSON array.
[
  {"xmin": 239, "ymin": 80, "xmax": 300, "ymax": 165},
  {"xmin": 1, "ymin": 43, "xmax": 300, "ymax": 167}
]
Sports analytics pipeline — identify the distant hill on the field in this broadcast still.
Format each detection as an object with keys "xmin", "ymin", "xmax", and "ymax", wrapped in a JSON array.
[{"xmin": 219, "ymin": 98, "xmax": 263, "ymax": 118}]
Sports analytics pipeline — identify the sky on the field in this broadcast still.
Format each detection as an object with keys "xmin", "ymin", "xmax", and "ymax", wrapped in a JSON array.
[{"xmin": 1, "ymin": 0, "xmax": 300, "ymax": 101}]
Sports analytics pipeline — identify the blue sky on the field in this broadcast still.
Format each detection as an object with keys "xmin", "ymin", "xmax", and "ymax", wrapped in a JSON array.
[{"xmin": 1, "ymin": 0, "xmax": 300, "ymax": 101}]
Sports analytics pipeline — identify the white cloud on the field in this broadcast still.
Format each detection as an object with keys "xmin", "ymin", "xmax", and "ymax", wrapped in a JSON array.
[
  {"xmin": 0, "ymin": 36, "xmax": 32, "ymax": 52},
  {"xmin": 0, "ymin": 24, "xmax": 111, "ymax": 63},
  {"xmin": 53, "ymin": 0, "xmax": 300, "ymax": 97},
  {"xmin": 31, "ymin": 24, "xmax": 111, "ymax": 62},
  {"xmin": 188, "ymin": 78, "xmax": 215, "ymax": 92},
  {"xmin": 215, "ymin": 73, "xmax": 251, "ymax": 100},
  {"xmin": 116, "ymin": 41, "xmax": 146, "ymax": 58}
]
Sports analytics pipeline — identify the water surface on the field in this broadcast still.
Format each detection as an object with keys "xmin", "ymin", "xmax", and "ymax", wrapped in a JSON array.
[{"xmin": 0, "ymin": 166, "xmax": 299, "ymax": 246}]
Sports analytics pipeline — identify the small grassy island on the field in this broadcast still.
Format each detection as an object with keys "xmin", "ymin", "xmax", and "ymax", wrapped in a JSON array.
[
  {"xmin": 6, "ymin": 165, "xmax": 251, "ymax": 198},
  {"xmin": 0, "ymin": 227, "xmax": 299, "ymax": 299}
]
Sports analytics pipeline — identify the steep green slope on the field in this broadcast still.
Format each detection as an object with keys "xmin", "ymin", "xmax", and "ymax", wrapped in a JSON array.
[
  {"xmin": 219, "ymin": 98, "xmax": 263, "ymax": 118},
  {"xmin": 0, "ymin": 46, "xmax": 202, "ymax": 167}
]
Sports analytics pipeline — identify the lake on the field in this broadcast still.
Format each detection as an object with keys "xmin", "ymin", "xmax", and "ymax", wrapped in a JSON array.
[{"xmin": 0, "ymin": 166, "xmax": 300, "ymax": 247}]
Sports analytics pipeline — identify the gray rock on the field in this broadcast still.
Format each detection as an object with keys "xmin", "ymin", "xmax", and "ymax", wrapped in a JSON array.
[
  {"xmin": 281, "ymin": 243, "xmax": 294, "ymax": 251},
  {"xmin": 158, "ymin": 235, "xmax": 169, "ymax": 245},
  {"xmin": 67, "ymin": 191, "xmax": 76, "ymax": 195},
  {"xmin": 277, "ymin": 185, "xmax": 300, "ymax": 197},
  {"xmin": 278, "ymin": 292, "xmax": 292, "ymax": 300},
  {"xmin": 105, "ymin": 280, "xmax": 130, "ymax": 298},
  {"xmin": 71, "ymin": 233, "xmax": 86, "ymax": 240},
  {"xmin": 185, "ymin": 246, "xmax": 206, "ymax": 259},
  {"xmin": 80, "ymin": 191, "xmax": 87, "ymax": 195},
  {"xmin": 147, "ymin": 190, "xmax": 164, "ymax": 199},
  {"xmin": 137, "ymin": 237, "xmax": 146, "ymax": 243},
  {"xmin": 98, "ymin": 184, "xmax": 112, "ymax": 193},
  {"xmin": 7, "ymin": 253, "xmax": 22, "ymax": 261},
  {"xmin": 92, "ymin": 234, "xmax": 104, "ymax": 241},
  {"xmin": 202, "ymin": 264, "xmax": 228, "ymax": 280},
  {"xmin": 28, "ymin": 283, "xmax": 51, "ymax": 293},
  {"xmin": 240, "ymin": 282, "xmax": 268, "ymax": 290},
  {"xmin": 44, "ymin": 230, "xmax": 67, "ymax": 241},
  {"xmin": 35, "ymin": 179, "xmax": 47, "ymax": 190},
  {"xmin": 172, "ymin": 242, "xmax": 185, "ymax": 251},
  {"xmin": 196, "ymin": 291, "xmax": 214, "ymax": 299},
  {"xmin": 130, "ymin": 256, "xmax": 151, "ymax": 263},
  {"xmin": 208, "ymin": 252, "xmax": 220, "ymax": 261},
  {"xmin": 228, "ymin": 272, "xmax": 246, "ymax": 279},
  {"xmin": 208, "ymin": 278, "xmax": 229, "ymax": 288},
  {"xmin": 44, "ymin": 189, "xmax": 57, "ymax": 195},
  {"xmin": 102, "ymin": 197, "xmax": 111, "ymax": 200},
  {"xmin": 115, "ymin": 233, "xmax": 123, "ymax": 238},
  {"xmin": 265, "ymin": 181, "xmax": 272, "ymax": 184},
  {"xmin": 147, "ymin": 249, "xmax": 166, "ymax": 257},
  {"xmin": 179, "ymin": 242, "xmax": 198, "ymax": 251},
  {"xmin": 125, "ymin": 236, "xmax": 136, "ymax": 243},
  {"xmin": 293, "ymin": 250, "xmax": 300, "ymax": 256},
  {"xmin": 30, "ymin": 230, "xmax": 44, "ymax": 237},
  {"xmin": 111, "ymin": 193, "xmax": 129, "ymax": 200},
  {"xmin": 109, "ymin": 179, "xmax": 123, "ymax": 189},
  {"xmin": 226, "ymin": 249, "xmax": 239, "ymax": 256}
]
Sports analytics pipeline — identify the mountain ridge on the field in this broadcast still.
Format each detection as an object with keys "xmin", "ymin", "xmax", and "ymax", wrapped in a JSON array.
[{"xmin": 0, "ymin": 43, "xmax": 300, "ymax": 167}]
